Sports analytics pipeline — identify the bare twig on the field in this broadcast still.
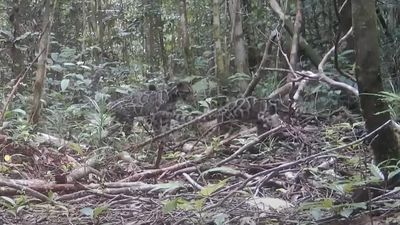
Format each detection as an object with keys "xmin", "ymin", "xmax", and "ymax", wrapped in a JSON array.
[
  {"xmin": 120, "ymin": 157, "xmax": 206, "ymax": 182},
  {"xmin": 292, "ymin": 27, "xmax": 357, "ymax": 98},
  {"xmin": 333, "ymin": 0, "xmax": 355, "ymax": 82},
  {"xmin": 243, "ymin": 30, "xmax": 279, "ymax": 97},
  {"xmin": 182, "ymin": 173, "xmax": 203, "ymax": 190}
]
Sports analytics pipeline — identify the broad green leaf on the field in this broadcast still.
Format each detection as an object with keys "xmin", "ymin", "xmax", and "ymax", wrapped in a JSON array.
[
  {"xmin": 343, "ymin": 183, "xmax": 354, "ymax": 193},
  {"xmin": 228, "ymin": 73, "xmax": 251, "ymax": 82},
  {"xmin": 202, "ymin": 167, "xmax": 239, "ymax": 176},
  {"xmin": 50, "ymin": 53, "xmax": 59, "ymax": 61},
  {"xmin": 388, "ymin": 168, "xmax": 400, "ymax": 180},
  {"xmin": 150, "ymin": 182, "xmax": 184, "ymax": 193},
  {"xmin": 193, "ymin": 198, "xmax": 205, "ymax": 211},
  {"xmin": 369, "ymin": 164, "xmax": 384, "ymax": 180},
  {"xmin": 75, "ymin": 74, "xmax": 84, "ymax": 80},
  {"xmin": 199, "ymin": 179, "xmax": 227, "ymax": 197},
  {"xmin": 163, "ymin": 199, "xmax": 177, "ymax": 213},
  {"xmin": 192, "ymin": 78, "xmax": 217, "ymax": 94},
  {"xmin": 16, "ymin": 205, "xmax": 25, "ymax": 215},
  {"xmin": 0, "ymin": 196, "xmax": 16, "ymax": 206},
  {"xmin": 68, "ymin": 143, "xmax": 83, "ymax": 155},
  {"xmin": 162, "ymin": 198, "xmax": 191, "ymax": 213},
  {"xmin": 60, "ymin": 79, "xmax": 70, "ymax": 91},
  {"xmin": 12, "ymin": 109, "xmax": 26, "ymax": 116},
  {"xmin": 80, "ymin": 65, "xmax": 91, "ymax": 70},
  {"xmin": 47, "ymin": 191, "xmax": 54, "ymax": 201},
  {"xmin": 63, "ymin": 62, "xmax": 76, "ymax": 67},
  {"xmin": 80, "ymin": 207, "xmax": 94, "ymax": 217},
  {"xmin": 310, "ymin": 208, "xmax": 322, "ymax": 220},
  {"xmin": 93, "ymin": 206, "xmax": 108, "ymax": 219},
  {"xmin": 15, "ymin": 32, "xmax": 32, "ymax": 41},
  {"xmin": 177, "ymin": 199, "xmax": 193, "ymax": 211},
  {"xmin": 246, "ymin": 197, "xmax": 293, "ymax": 211},
  {"xmin": 213, "ymin": 213, "xmax": 229, "ymax": 225},
  {"xmin": 0, "ymin": 30, "xmax": 14, "ymax": 39},
  {"xmin": 322, "ymin": 198, "xmax": 334, "ymax": 208},
  {"xmin": 339, "ymin": 207, "xmax": 354, "ymax": 218},
  {"xmin": 49, "ymin": 64, "xmax": 64, "ymax": 72}
]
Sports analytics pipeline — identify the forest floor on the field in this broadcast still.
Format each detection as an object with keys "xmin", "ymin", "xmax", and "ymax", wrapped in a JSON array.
[{"xmin": 1, "ymin": 109, "xmax": 400, "ymax": 225}]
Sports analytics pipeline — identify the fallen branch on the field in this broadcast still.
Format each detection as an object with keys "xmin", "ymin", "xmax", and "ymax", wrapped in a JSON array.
[
  {"xmin": 0, "ymin": 178, "xmax": 51, "ymax": 202},
  {"xmin": 315, "ymin": 27, "xmax": 358, "ymax": 96},
  {"xmin": 293, "ymin": 27, "xmax": 356, "ymax": 105},
  {"xmin": 120, "ymin": 157, "xmax": 206, "ymax": 182}
]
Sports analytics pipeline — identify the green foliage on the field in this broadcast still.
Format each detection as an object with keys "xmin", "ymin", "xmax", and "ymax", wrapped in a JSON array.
[
  {"xmin": 1, "ymin": 113, "xmax": 35, "ymax": 143},
  {"xmin": 199, "ymin": 179, "xmax": 227, "ymax": 197},
  {"xmin": 301, "ymin": 198, "xmax": 367, "ymax": 220},
  {"xmin": 84, "ymin": 95, "xmax": 112, "ymax": 146},
  {"xmin": 370, "ymin": 91, "xmax": 400, "ymax": 118},
  {"xmin": 0, "ymin": 195, "xmax": 30, "ymax": 217},
  {"xmin": 150, "ymin": 182, "xmax": 186, "ymax": 194},
  {"xmin": 258, "ymin": 74, "xmax": 283, "ymax": 97},
  {"xmin": 80, "ymin": 204, "xmax": 108, "ymax": 224},
  {"xmin": 162, "ymin": 179, "xmax": 228, "ymax": 217}
]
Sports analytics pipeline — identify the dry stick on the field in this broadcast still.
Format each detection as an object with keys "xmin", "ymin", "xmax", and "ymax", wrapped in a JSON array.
[
  {"xmin": 269, "ymin": 0, "xmax": 321, "ymax": 67},
  {"xmin": 204, "ymin": 120, "xmax": 391, "ymax": 211},
  {"xmin": 332, "ymin": 0, "xmax": 355, "ymax": 82},
  {"xmin": 243, "ymin": 30, "xmax": 278, "ymax": 97},
  {"xmin": 182, "ymin": 173, "xmax": 203, "ymax": 190},
  {"xmin": 284, "ymin": 0, "xmax": 302, "ymax": 113},
  {"xmin": 287, "ymin": 0, "xmax": 302, "ymax": 81},
  {"xmin": 316, "ymin": 27, "xmax": 358, "ymax": 96},
  {"xmin": 0, "ymin": 49, "xmax": 45, "ymax": 125},
  {"xmin": 0, "ymin": 178, "xmax": 51, "ymax": 202},
  {"xmin": 276, "ymin": 27, "xmax": 357, "ymax": 102},
  {"xmin": 216, "ymin": 125, "xmax": 283, "ymax": 166},
  {"xmin": 293, "ymin": 27, "xmax": 355, "ymax": 102},
  {"xmin": 120, "ymin": 157, "xmax": 206, "ymax": 182},
  {"xmin": 125, "ymin": 109, "xmax": 218, "ymax": 151}
]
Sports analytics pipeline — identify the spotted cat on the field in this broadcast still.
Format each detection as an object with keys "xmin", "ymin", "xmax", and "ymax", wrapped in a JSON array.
[
  {"xmin": 151, "ymin": 96, "xmax": 286, "ymax": 135},
  {"xmin": 108, "ymin": 82, "xmax": 195, "ymax": 134}
]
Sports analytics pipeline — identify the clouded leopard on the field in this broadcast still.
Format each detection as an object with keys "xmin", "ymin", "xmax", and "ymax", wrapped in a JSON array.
[
  {"xmin": 107, "ymin": 81, "xmax": 195, "ymax": 135},
  {"xmin": 151, "ymin": 96, "xmax": 285, "ymax": 136}
]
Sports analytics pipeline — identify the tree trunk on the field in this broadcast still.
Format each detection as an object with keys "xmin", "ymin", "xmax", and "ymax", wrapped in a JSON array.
[
  {"xmin": 287, "ymin": 0, "xmax": 302, "ymax": 81},
  {"xmin": 352, "ymin": 0, "xmax": 400, "ymax": 165},
  {"xmin": 8, "ymin": 0, "xmax": 25, "ymax": 79},
  {"xmin": 229, "ymin": 0, "xmax": 250, "ymax": 91},
  {"xmin": 143, "ymin": 0, "xmax": 164, "ymax": 78},
  {"xmin": 179, "ymin": 0, "xmax": 193, "ymax": 75},
  {"xmin": 269, "ymin": 0, "xmax": 321, "ymax": 68},
  {"xmin": 29, "ymin": 0, "xmax": 55, "ymax": 124},
  {"xmin": 338, "ymin": 0, "xmax": 353, "ymax": 50},
  {"xmin": 97, "ymin": 0, "xmax": 105, "ymax": 63},
  {"xmin": 213, "ymin": 0, "xmax": 228, "ymax": 90}
]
